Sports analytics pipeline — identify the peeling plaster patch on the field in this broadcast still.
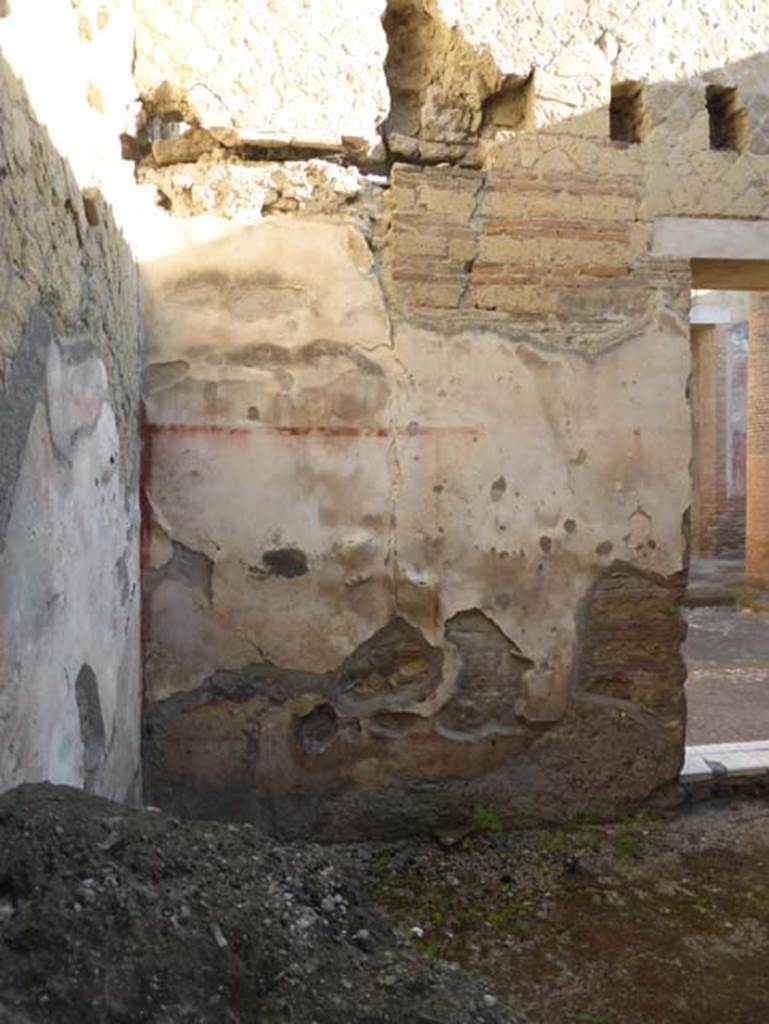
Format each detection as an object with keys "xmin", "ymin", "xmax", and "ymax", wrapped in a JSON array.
[
  {"xmin": 144, "ymin": 539, "xmax": 214, "ymax": 601},
  {"xmin": 333, "ymin": 617, "xmax": 442, "ymax": 717},
  {"xmin": 438, "ymin": 610, "xmax": 533, "ymax": 736},
  {"xmin": 138, "ymin": 54, "xmax": 717, "ymax": 832},
  {"xmin": 262, "ymin": 547, "xmax": 309, "ymax": 579}
]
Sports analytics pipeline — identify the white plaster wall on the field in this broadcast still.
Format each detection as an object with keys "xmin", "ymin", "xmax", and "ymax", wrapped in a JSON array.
[{"xmin": 134, "ymin": 0, "xmax": 390, "ymax": 151}]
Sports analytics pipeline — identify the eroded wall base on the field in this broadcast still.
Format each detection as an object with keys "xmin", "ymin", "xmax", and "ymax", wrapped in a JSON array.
[{"xmin": 145, "ymin": 562, "xmax": 686, "ymax": 838}]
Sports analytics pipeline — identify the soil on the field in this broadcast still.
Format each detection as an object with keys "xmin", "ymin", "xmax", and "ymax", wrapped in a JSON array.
[
  {"xmin": 343, "ymin": 798, "xmax": 769, "ymax": 1024},
  {"xmin": 4, "ymin": 785, "xmax": 769, "ymax": 1024},
  {"xmin": 0, "ymin": 784, "xmax": 521, "ymax": 1024}
]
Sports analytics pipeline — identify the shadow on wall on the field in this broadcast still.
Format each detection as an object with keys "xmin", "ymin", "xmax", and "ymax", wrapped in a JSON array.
[{"xmin": 0, "ymin": 50, "xmax": 142, "ymax": 804}]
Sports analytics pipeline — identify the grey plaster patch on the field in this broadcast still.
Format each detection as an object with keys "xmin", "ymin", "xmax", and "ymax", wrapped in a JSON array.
[
  {"xmin": 0, "ymin": 307, "xmax": 52, "ymax": 553},
  {"xmin": 144, "ymin": 540, "xmax": 214, "ymax": 600},
  {"xmin": 46, "ymin": 340, "xmax": 108, "ymax": 464},
  {"xmin": 438, "ymin": 609, "xmax": 533, "ymax": 735},
  {"xmin": 222, "ymin": 339, "xmax": 385, "ymax": 377},
  {"xmin": 115, "ymin": 551, "xmax": 131, "ymax": 605},
  {"xmin": 75, "ymin": 664, "xmax": 106, "ymax": 792},
  {"xmin": 147, "ymin": 661, "xmax": 330, "ymax": 736},
  {"xmin": 143, "ymin": 360, "xmax": 190, "ymax": 394}
]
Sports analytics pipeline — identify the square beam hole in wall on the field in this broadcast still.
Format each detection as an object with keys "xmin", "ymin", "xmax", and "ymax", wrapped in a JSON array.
[
  {"xmin": 610, "ymin": 81, "xmax": 647, "ymax": 143},
  {"xmin": 706, "ymin": 84, "xmax": 749, "ymax": 152},
  {"xmin": 483, "ymin": 72, "xmax": 535, "ymax": 133}
]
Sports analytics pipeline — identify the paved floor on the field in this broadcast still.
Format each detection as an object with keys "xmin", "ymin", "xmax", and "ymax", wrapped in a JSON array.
[
  {"xmin": 684, "ymin": 555, "xmax": 745, "ymax": 607},
  {"xmin": 684, "ymin": 560, "xmax": 769, "ymax": 744}
]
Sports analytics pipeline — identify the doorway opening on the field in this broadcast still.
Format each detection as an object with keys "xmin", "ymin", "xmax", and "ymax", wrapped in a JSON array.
[{"xmin": 684, "ymin": 285, "xmax": 769, "ymax": 778}]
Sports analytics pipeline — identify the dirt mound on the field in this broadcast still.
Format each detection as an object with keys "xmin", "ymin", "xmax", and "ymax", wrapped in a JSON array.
[{"xmin": 0, "ymin": 784, "xmax": 522, "ymax": 1024}]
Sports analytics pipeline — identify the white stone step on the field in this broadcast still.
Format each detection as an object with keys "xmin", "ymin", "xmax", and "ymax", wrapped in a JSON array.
[{"xmin": 682, "ymin": 741, "xmax": 769, "ymax": 782}]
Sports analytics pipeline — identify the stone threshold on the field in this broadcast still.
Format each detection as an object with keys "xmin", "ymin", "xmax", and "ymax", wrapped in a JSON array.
[{"xmin": 682, "ymin": 740, "xmax": 769, "ymax": 783}]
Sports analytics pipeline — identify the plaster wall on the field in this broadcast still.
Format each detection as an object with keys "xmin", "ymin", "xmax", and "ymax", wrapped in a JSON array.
[
  {"xmin": 142, "ymin": 218, "xmax": 690, "ymax": 835},
  {"xmin": 0, "ymin": 2, "xmax": 143, "ymax": 801},
  {"xmin": 136, "ymin": 0, "xmax": 769, "ymax": 835}
]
